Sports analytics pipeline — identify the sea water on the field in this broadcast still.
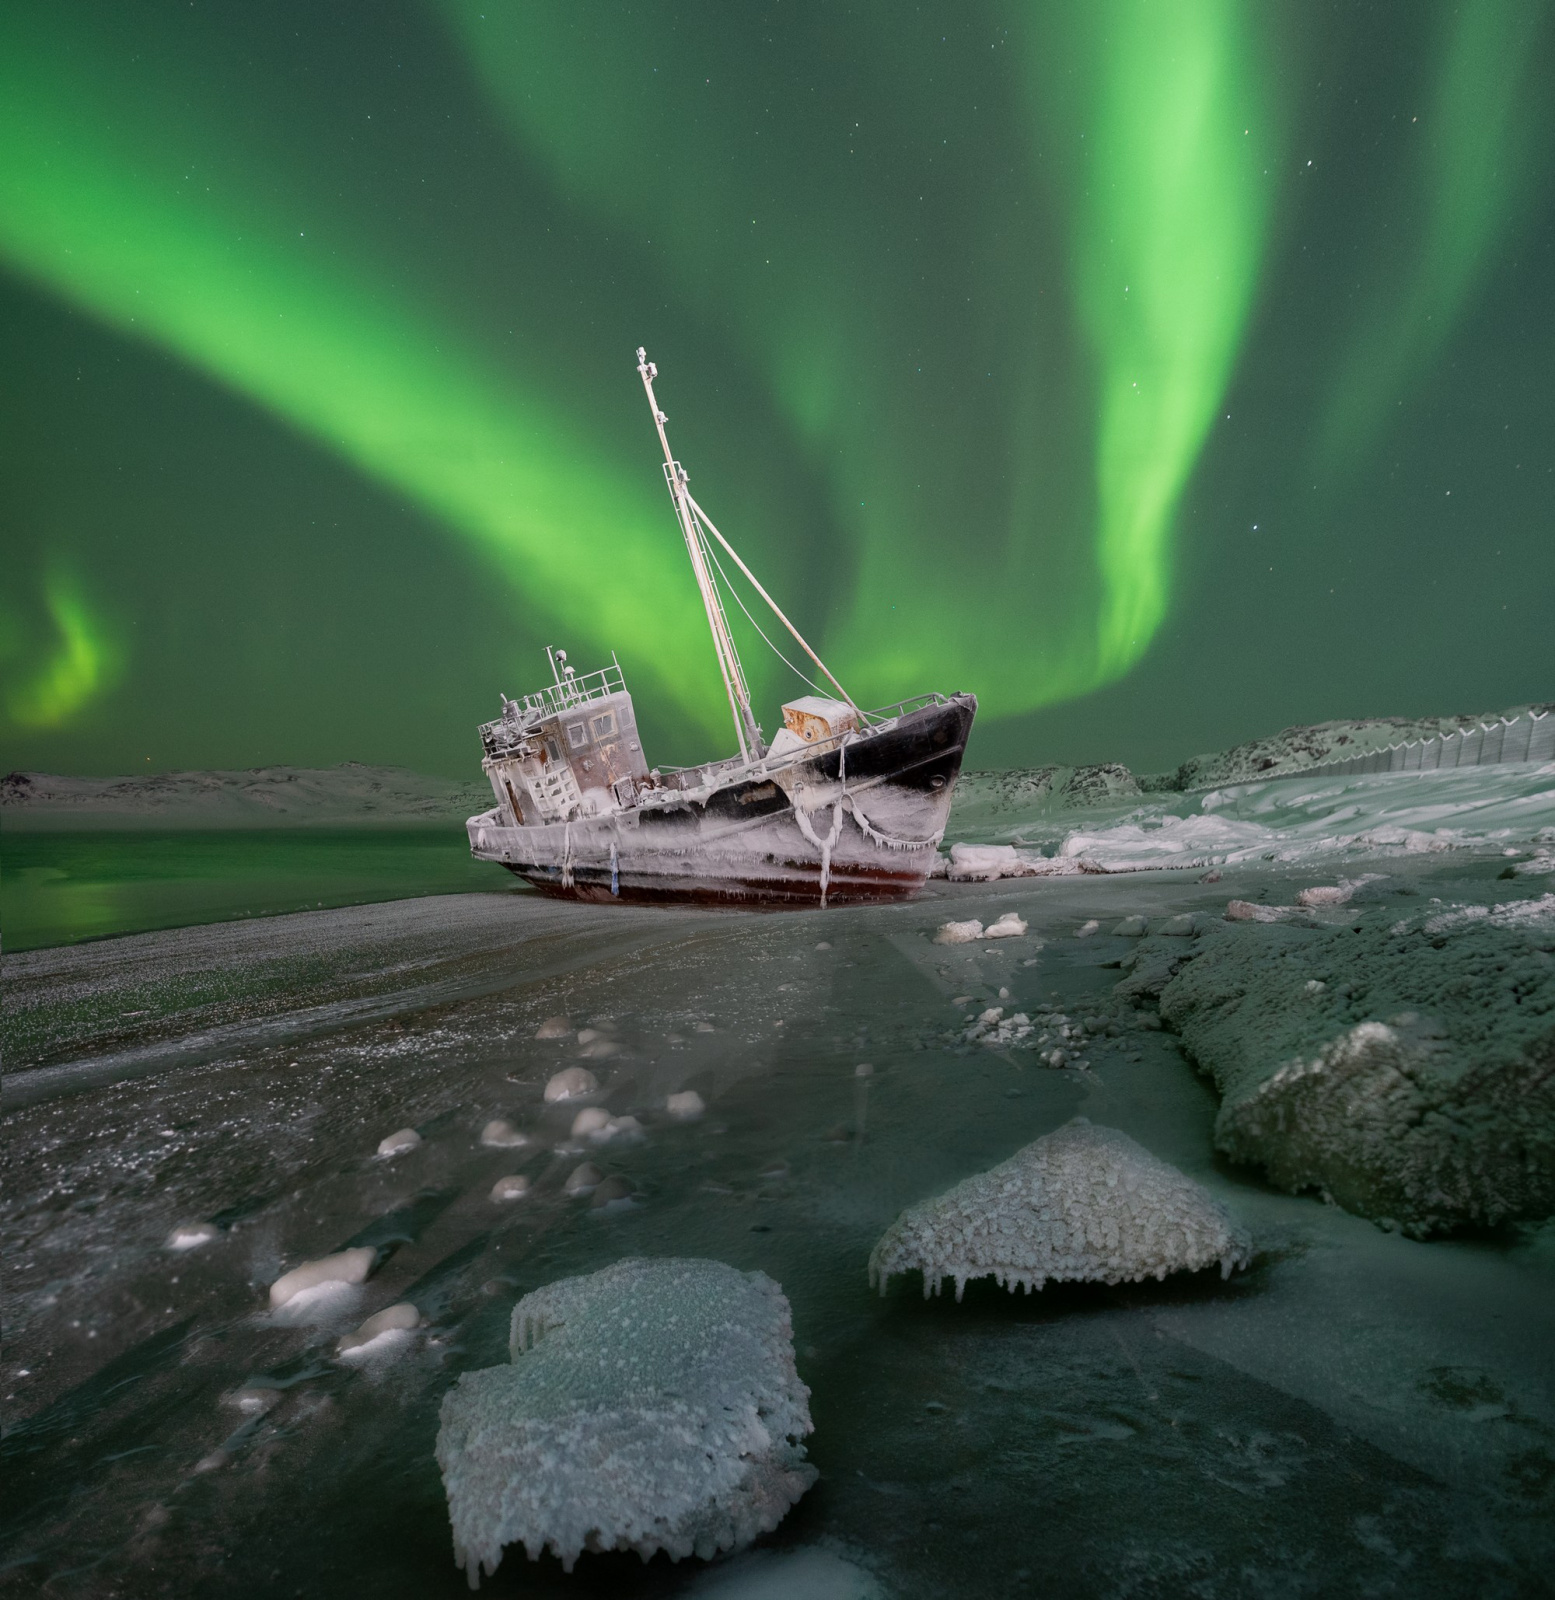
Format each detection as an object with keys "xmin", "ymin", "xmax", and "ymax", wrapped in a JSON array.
[{"xmin": 3, "ymin": 765, "xmax": 1553, "ymax": 1597}]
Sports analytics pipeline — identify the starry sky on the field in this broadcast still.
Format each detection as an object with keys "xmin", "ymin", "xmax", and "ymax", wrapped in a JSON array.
[{"xmin": 2, "ymin": 0, "xmax": 1551, "ymax": 778}]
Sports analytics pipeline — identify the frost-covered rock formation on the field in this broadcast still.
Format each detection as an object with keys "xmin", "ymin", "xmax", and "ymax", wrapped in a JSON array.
[
  {"xmin": 1158, "ymin": 899, "xmax": 1555, "ymax": 1235},
  {"xmin": 435, "ymin": 1257, "xmax": 816, "ymax": 1583},
  {"xmin": 868, "ymin": 1120, "xmax": 1251, "ymax": 1301}
]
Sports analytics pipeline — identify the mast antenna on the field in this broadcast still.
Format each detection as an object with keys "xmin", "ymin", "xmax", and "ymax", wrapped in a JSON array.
[
  {"xmin": 635, "ymin": 347, "xmax": 861, "ymax": 756},
  {"xmin": 637, "ymin": 347, "xmax": 763, "ymax": 762}
]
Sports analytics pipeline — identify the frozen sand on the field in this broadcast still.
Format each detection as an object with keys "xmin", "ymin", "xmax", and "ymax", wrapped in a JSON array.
[{"xmin": 2, "ymin": 840, "xmax": 1553, "ymax": 1595}]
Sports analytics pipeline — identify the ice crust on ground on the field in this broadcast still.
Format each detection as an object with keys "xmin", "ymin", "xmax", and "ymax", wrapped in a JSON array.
[
  {"xmin": 945, "ymin": 759, "xmax": 1555, "ymax": 875},
  {"xmin": 1157, "ymin": 902, "xmax": 1555, "ymax": 1235},
  {"xmin": 435, "ymin": 1257, "xmax": 816, "ymax": 1582},
  {"xmin": 868, "ymin": 1120, "xmax": 1251, "ymax": 1302}
]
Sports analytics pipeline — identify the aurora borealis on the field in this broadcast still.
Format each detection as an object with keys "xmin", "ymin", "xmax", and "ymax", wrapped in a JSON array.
[{"xmin": 1, "ymin": 1, "xmax": 1551, "ymax": 776}]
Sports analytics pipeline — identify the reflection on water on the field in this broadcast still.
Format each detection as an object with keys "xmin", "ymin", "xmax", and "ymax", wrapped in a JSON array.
[{"xmin": 1, "ymin": 829, "xmax": 503, "ymax": 952}]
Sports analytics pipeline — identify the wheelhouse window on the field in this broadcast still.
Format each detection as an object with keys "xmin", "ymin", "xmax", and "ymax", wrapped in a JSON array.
[
  {"xmin": 592, "ymin": 711, "xmax": 616, "ymax": 740},
  {"xmin": 567, "ymin": 722, "xmax": 588, "ymax": 749}
]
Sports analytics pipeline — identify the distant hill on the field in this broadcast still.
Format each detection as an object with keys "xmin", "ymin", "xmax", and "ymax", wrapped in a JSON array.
[
  {"xmin": 0, "ymin": 763, "xmax": 492, "ymax": 831},
  {"xmin": 1153, "ymin": 700, "xmax": 1553, "ymax": 792},
  {"xmin": 950, "ymin": 699, "xmax": 1553, "ymax": 832}
]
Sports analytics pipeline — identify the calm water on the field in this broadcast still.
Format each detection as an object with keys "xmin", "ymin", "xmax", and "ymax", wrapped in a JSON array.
[{"xmin": 1, "ymin": 829, "xmax": 506, "ymax": 952}]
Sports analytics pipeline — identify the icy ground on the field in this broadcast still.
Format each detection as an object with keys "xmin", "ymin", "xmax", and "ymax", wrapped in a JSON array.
[
  {"xmin": 950, "ymin": 758, "xmax": 1555, "ymax": 874},
  {"xmin": 3, "ymin": 769, "xmax": 1554, "ymax": 1597}
]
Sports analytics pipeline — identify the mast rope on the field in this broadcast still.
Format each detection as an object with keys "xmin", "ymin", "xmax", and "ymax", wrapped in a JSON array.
[{"xmin": 700, "ymin": 527, "xmax": 829, "ymax": 699}]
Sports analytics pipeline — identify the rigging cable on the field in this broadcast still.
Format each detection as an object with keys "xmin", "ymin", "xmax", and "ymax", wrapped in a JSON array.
[{"xmin": 698, "ymin": 521, "xmax": 828, "ymax": 699}]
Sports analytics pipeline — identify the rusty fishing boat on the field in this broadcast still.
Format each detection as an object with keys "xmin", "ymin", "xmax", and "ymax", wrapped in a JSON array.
[{"xmin": 466, "ymin": 349, "xmax": 976, "ymax": 907}]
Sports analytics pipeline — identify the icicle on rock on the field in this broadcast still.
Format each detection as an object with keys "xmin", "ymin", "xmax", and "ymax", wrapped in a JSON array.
[
  {"xmin": 269, "ymin": 1246, "xmax": 377, "ymax": 1309},
  {"xmin": 377, "ymin": 1127, "xmax": 422, "ymax": 1157},
  {"xmin": 436, "ymin": 1258, "xmax": 816, "ymax": 1583},
  {"xmin": 868, "ymin": 1119, "xmax": 1251, "ymax": 1302},
  {"xmin": 544, "ymin": 1067, "xmax": 598, "ymax": 1103}
]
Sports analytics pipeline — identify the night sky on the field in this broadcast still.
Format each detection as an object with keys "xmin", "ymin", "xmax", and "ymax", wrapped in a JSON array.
[{"xmin": 2, "ymin": 1, "xmax": 1551, "ymax": 779}]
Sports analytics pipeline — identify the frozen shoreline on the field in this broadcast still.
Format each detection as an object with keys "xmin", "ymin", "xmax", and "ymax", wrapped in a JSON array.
[{"xmin": 4, "ymin": 769, "xmax": 1554, "ymax": 1594}]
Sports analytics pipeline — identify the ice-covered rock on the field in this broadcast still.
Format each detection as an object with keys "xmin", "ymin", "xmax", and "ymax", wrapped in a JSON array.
[
  {"xmin": 983, "ymin": 911, "xmax": 1028, "ymax": 939},
  {"xmin": 339, "ymin": 1301, "xmax": 420, "ymax": 1354},
  {"xmin": 590, "ymin": 1176, "xmax": 635, "ymax": 1209},
  {"xmin": 934, "ymin": 919, "xmax": 984, "ymax": 945},
  {"xmin": 535, "ymin": 1016, "xmax": 571, "ymax": 1039},
  {"xmin": 564, "ymin": 1161, "xmax": 604, "ymax": 1194},
  {"xmin": 544, "ymin": 1067, "xmax": 598, "ymax": 1103},
  {"xmin": 269, "ymin": 1245, "xmax": 376, "ymax": 1308},
  {"xmin": 948, "ymin": 844, "xmax": 1027, "ymax": 881},
  {"xmin": 1159, "ymin": 905, "xmax": 1555, "ymax": 1234},
  {"xmin": 165, "ymin": 1221, "xmax": 220, "ymax": 1251},
  {"xmin": 1296, "ymin": 885, "xmax": 1352, "ymax": 908},
  {"xmin": 480, "ymin": 1119, "xmax": 528, "ymax": 1149},
  {"xmin": 1110, "ymin": 916, "xmax": 1148, "ymax": 937},
  {"xmin": 666, "ymin": 1090, "xmax": 705, "ymax": 1120},
  {"xmin": 1225, "ymin": 900, "xmax": 1295, "ymax": 923},
  {"xmin": 435, "ymin": 1257, "xmax": 816, "ymax": 1581},
  {"xmin": 1157, "ymin": 914, "xmax": 1196, "ymax": 937},
  {"xmin": 868, "ymin": 1120, "xmax": 1251, "ymax": 1301},
  {"xmin": 490, "ymin": 1175, "xmax": 531, "ymax": 1202},
  {"xmin": 1075, "ymin": 919, "xmax": 1100, "ymax": 938},
  {"xmin": 570, "ymin": 1107, "xmax": 612, "ymax": 1138},
  {"xmin": 376, "ymin": 1127, "xmax": 422, "ymax": 1157}
]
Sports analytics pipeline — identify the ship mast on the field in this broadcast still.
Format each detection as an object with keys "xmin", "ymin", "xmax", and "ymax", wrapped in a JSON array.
[{"xmin": 637, "ymin": 348, "xmax": 764, "ymax": 762}]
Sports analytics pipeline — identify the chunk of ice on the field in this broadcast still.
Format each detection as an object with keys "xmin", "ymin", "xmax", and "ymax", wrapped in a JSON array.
[
  {"xmin": 868, "ymin": 1119, "xmax": 1251, "ymax": 1301},
  {"xmin": 436, "ymin": 1258, "xmax": 815, "ymax": 1580},
  {"xmin": 934, "ymin": 919, "xmax": 984, "ymax": 945},
  {"xmin": 666, "ymin": 1090, "xmax": 706, "ymax": 1120},
  {"xmin": 544, "ymin": 1068, "xmax": 598, "ymax": 1103},
  {"xmin": 269, "ymin": 1245, "xmax": 376, "ymax": 1308},
  {"xmin": 376, "ymin": 1127, "xmax": 422, "ymax": 1157}
]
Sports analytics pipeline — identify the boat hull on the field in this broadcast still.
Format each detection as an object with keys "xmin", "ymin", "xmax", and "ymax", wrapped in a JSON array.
[{"xmin": 467, "ymin": 694, "xmax": 975, "ymax": 909}]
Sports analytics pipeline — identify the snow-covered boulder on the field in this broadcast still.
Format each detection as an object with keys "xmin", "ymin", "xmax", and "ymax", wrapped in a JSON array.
[
  {"xmin": 868, "ymin": 1120, "xmax": 1250, "ymax": 1301},
  {"xmin": 1159, "ymin": 900, "xmax": 1555, "ymax": 1235},
  {"xmin": 436, "ymin": 1258, "xmax": 816, "ymax": 1583}
]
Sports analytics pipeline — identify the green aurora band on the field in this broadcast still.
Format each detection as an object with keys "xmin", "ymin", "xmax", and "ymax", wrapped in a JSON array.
[
  {"xmin": 0, "ymin": 4, "xmax": 1542, "ymax": 755},
  {"xmin": 444, "ymin": 0, "xmax": 1280, "ymax": 711},
  {"xmin": 1030, "ymin": 0, "xmax": 1278, "ymax": 678},
  {"xmin": 1318, "ymin": 0, "xmax": 1553, "ymax": 473},
  {"xmin": 0, "ymin": 11, "xmax": 718, "ymax": 734},
  {"xmin": 5, "ymin": 573, "xmax": 120, "ymax": 729}
]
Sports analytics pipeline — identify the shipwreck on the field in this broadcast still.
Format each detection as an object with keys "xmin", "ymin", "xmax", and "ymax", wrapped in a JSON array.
[{"xmin": 466, "ymin": 349, "xmax": 976, "ymax": 907}]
